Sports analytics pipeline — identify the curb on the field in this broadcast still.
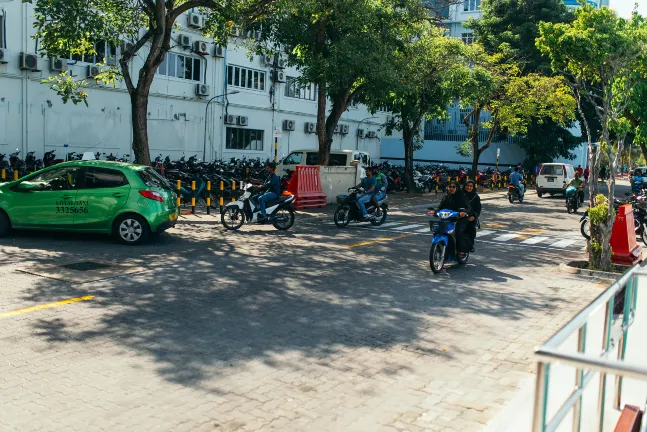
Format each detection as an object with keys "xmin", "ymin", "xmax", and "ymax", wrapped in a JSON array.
[{"xmin": 558, "ymin": 263, "xmax": 621, "ymax": 280}]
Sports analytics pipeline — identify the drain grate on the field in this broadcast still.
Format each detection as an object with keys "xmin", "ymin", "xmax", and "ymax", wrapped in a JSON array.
[{"xmin": 59, "ymin": 261, "xmax": 112, "ymax": 272}]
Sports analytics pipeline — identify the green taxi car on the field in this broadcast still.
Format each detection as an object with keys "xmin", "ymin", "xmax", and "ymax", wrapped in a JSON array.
[{"xmin": 0, "ymin": 161, "xmax": 178, "ymax": 244}]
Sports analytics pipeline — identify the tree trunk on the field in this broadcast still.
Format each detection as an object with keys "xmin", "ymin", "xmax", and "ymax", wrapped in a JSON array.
[
  {"xmin": 403, "ymin": 126, "xmax": 414, "ymax": 192},
  {"xmin": 316, "ymin": 80, "xmax": 329, "ymax": 165},
  {"xmin": 131, "ymin": 90, "xmax": 151, "ymax": 166}
]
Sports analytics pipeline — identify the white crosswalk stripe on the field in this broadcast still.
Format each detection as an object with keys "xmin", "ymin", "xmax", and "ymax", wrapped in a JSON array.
[
  {"xmin": 492, "ymin": 233, "xmax": 521, "ymax": 242},
  {"xmin": 367, "ymin": 222, "xmax": 401, "ymax": 229},
  {"xmin": 521, "ymin": 236, "xmax": 550, "ymax": 245},
  {"xmin": 476, "ymin": 230, "xmax": 496, "ymax": 238},
  {"xmin": 392, "ymin": 224, "xmax": 426, "ymax": 231},
  {"xmin": 415, "ymin": 227, "xmax": 431, "ymax": 233},
  {"xmin": 550, "ymin": 239, "xmax": 578, "ymax": 248}
]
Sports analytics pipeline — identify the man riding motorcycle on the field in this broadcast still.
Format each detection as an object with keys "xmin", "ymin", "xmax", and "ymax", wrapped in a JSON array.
[
  {"xmin": 255, "ymin": 162, "xmax": 282, "ymax": 223},
  {"xmin": 353, "ymin": 169, "xmax": 377, "ymax": 220},
  {"xmin": 509, "ymin": 166, "xmax": 525, "ymax": 197},
  {"xmin": 566, "ymin": 171, "xmax": 585, "ymax": 205},
  {"xmin": 371, "ymin": 167, "xmax": 388, "ymax": 215}
]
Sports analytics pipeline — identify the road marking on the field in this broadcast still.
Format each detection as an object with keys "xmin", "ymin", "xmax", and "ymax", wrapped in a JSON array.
[
  {"xmin": 550, "ymin": 239, "xmax": 578, "ymax": 248},
  {"xmin": 476, "ymin": 230, "xmax": 496, "ymax": 238},
  {"xmin": 367, "ymin": 222, "xmax": 402, "ymax": 229},
  {"xmin": 416, "ymin": 227, "xmax": 431, "ymax": 233},
  {"xmin": 483, "ymin": 223, "xmax": 506, "ymax": 229},
  {"xmin": 521, "ymin": 236, "xmax": 550, "ymax": 245},
  {"xmin": 492, "ymin": 233, "xmax": 521, "ymax": 242},
  {"xmin": 392, "ymin": 224, "xmax": 426, "ymax": 231},
  {"xmin": 346, "ymin": 233, "xmax": 413, "ymax": 249},
  {"xmin": 0, "ymin": 296, "xmax": 95, "ymax": 319}
]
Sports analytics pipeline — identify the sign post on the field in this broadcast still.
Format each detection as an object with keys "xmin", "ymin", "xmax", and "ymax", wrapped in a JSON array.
[
  {"xmin": 273, "ymin": 126, "xmax": 282, "ymax": 171},
  {"xmin": 496, "ymin": 148, "xmax": 500, "ymax": 184}
]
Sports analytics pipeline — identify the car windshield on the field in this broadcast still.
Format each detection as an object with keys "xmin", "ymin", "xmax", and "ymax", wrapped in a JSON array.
[
  {"xmin": 283, "ymin": 152, "xmax": 303, "ymax": 165},
  {"xmin": 138, "ymin": 168, "xmax": 172, "ymax": 190}
]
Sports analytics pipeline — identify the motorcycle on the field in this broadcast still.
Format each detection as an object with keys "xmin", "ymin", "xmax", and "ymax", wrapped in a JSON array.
[
  {"xmin": 333, "ymin": 187, "xmax": 388, "ymax": 227},
  {"xmin": 566, "ymin": 186, "xmax": 582, "ymax": 214},
  {"xmin": 429, "ymin": 208, "xmax": 469, "ymax": 274},
  {"xmin": 507, "ymin": 183, "xmax": 524, "ymax": 203},
  {"xmin": 221, "ymin": 184, "xmax": 296, "ymax": 231},
  {"xmin": 580, "ymin": 196, "xmax": 647, "ymax": 245}
]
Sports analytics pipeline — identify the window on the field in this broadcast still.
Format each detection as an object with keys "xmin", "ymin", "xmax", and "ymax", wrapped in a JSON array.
[
  {"xmin": 24, "ymin": 167, "xmax": 82, "ymax": 191},
  {"xmin": 68, "ymin": 41, "xmax": 117, "ymax": 64},
  {"xmin": 158, "ymin": 53, "xmax": 203, "ymax": 81},
  {"xmin": 226, "ymin": 127, "xmax": 264, "ymax": 151},
  {"xmin": 284, "ymin": 76, "xmax": 316, "ymax": 101},
  {"xmin": 137, "ymin": 168, "xmax": 172, "ymax": 190},
  {"xmin": 463, "ymin": 0, "xmax": 480, "ymax": 11},
  {"xmin": 227, "ymin": 65, "xmax": 265, "ymax": 91},
  {"xmin": 461, "ymin": 32, "xmax": 476, "ymax": 45},
  {"xmin": 540, "ymin": 165, "xmax": 564, "ymax": 176},
  {"xmin": 423, "ymin": 0, "xmax": 450, "ymax": 19},
  {"xmin": 328, "ymin": 154, "xmax": 348, "ymax": 166},
  {"xmin": 82, "ymin": 168, "xmax": 129, "ymax": 189},
  {"xmin": 283, "ymin": 152, "xmax": 303, "ymax": 165},
  {"xmin": 306, "ymin": 152, "xmax": 318, "ymax": 165},
  {"xmin": 0, "ymin": 14, "xmax": 5, "ymax": 49}
]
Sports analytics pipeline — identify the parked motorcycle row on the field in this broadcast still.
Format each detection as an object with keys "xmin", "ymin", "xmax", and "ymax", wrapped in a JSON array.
[{"xmin": 580, "ymin": 192, "xmax": 647, "ymax": 246}]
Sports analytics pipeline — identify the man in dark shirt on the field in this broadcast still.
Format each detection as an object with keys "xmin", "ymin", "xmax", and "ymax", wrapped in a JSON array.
[{"xmin": 258, "ymin": 162, "xmax": 281, "ymax": 221}]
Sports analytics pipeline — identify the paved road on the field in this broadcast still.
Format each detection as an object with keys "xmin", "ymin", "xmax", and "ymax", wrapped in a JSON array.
[{"xmin": 0, "ymin": 184, "xmax": 628, "ymax": 432}]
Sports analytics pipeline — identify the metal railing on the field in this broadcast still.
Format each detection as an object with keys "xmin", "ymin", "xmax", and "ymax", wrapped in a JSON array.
[{"xmin": 532, "ymin": 264, "xmax": 647, "ymax": 432}]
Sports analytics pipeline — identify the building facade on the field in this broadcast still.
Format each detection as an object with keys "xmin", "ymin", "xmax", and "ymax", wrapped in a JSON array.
[{"xmin": 0, "ymin": 1, "xmax": 390, "ymax": 164}]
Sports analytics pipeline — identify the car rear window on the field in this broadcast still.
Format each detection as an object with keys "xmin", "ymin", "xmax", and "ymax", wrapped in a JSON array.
[
  {"xmin": 137, "ymin": 168, "xmax": 172, "ymax": 190},
  {"xmin": 329, "ymin": 154, "xmax": 348, "ymax": 166},
  {"xmin": 540, "ymin": 165, "xmax": 564, "ymax": 176},
  {"xmin": 84, "ymin": 167, "xmax": 129, "ymax": 188}
]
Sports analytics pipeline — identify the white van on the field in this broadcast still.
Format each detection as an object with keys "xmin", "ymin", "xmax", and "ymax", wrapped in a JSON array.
[
  {"xmin": 536, "ymin": 163, "xmax": 575, "ymax": 197},
  {"xmin": 278, "ymin": 149, "xmax": 371, "ymax": 176}
]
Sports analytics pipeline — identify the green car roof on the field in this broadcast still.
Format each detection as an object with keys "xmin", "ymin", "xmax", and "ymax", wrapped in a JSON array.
[{"xmin": 49, "ymin": 160, "xmax": 149, "ymax": 171}]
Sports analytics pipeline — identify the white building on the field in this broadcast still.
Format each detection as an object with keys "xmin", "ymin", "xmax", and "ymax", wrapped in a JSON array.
[{"xmin": 0, "ymin": 2, "xmax": 390, "ymax": 164}]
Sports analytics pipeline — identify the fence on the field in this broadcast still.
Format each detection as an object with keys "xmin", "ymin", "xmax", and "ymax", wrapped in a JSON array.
[{"xmin": 532, "ymin": 264, "xmax": 647, "ymax": 432}]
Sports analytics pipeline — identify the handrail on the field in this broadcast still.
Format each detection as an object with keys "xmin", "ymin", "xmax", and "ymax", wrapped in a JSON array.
[{"xmin": 532, "ymin": 263, "xmax": 646, "ymax": 432}]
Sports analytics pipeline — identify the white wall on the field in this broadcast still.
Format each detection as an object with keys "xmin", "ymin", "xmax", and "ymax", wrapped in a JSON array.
[{"xmin": 0, "ymin": 1, "xmax": 392, "ymax": 163}]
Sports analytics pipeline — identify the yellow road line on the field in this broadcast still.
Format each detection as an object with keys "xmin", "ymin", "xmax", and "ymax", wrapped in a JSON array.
[
  {"xmin": 346, "ymin": 233, "xmax": 413, "ymax": 249},
  {"xmin": 516, "ymin": 228, "xmax": 547, "ymax": 241},
  {"xmin": 0, "ymin": 296, "xmax": 95, "ymax": 319}
]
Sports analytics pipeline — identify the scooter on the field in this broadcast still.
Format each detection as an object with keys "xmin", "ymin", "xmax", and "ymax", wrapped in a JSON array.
[
  {"xmin": 333, "ymin": 187, "xmax": 388, "ymax": 227},
  {"xmin": 566, "ymin": 186, "xmax": 581, "ymax": 214},
  {"xmin": 507, "ymin": 183, "xmax": 524, "ymax": 203},
  {"xmin": 429, "ymin": 208, "xmax": 469, "ymax": 274},
  {"xmin": 221, "ymin": 184, "xmax": 296, "ymax": 231}
]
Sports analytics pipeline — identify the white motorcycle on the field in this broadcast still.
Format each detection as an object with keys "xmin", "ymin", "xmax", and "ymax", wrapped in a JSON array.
[{"xmin": 221, "ymin": 184, "xmax": 296, "ymax": 231}]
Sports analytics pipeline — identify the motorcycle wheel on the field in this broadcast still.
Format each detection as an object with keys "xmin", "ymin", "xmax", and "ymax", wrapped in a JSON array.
[
  {"xmin": 272, "ymin": 207, "xmax": 295, "ymax": 231},
  {"xmin": 457, "ymin": 252, "xmax": 469, "ymax": 265},
  {"xmin": 581, "ymin": 219, "xmax": 591, "ymax": 240},
  {"xmin": 567, "ymin": 201, "xmax": 573, "ymax": 214},
  {"xmin": 334, "ymin": 205, "xmax": 352, "ymax": 228},
  {"xmin": 518, "ymin": 196, "xmax": 524, "ymax": 203},
  {"xmin": 641, "ymin": 224, "xmax": 647, "ymax": 246},
  {"xmin": 221, "ymin": 206, "xmax": 245, "ymax": 230},
  {"xmin": 508, "ymin": 195, "xmax": 514, "ymax": 204},
  {"xmin": 430, "ymin": 243, "xmax": 446, "ymax": 274},
  {"xmin": 370, "ymin": 205, "xmax": 388, "ymax": 226}
]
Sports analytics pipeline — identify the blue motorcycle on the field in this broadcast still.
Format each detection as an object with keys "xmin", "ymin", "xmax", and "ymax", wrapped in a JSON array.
[{"xmin": 429, "ymin": 209, "xmax": 469, "ymax": 274}]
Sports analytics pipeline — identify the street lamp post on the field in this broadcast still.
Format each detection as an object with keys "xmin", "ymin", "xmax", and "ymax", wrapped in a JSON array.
[
  {"xmin": 356, "ymin": 116, "xmax": 378, "ymax": 150},
  {"xmin": 202, "ymin": 91, "xmax": 240, "ymax": 161}
]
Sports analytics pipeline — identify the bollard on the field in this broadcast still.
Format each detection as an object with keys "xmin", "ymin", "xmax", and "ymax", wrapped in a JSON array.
[
  {"xmin": 245, "ymin": 167, "xmax": 249, "ymax": 181},
  {"xmin": 219, "ymin": 181, "xmax": 224, "ymax": 208},
  {"xmin": 466, "ymin": 176, "xmax": 470, "ymax": 182},
  {"xmin": 231, "ymin": 180, "xmax": 236, "ymax": 202},
  {"xmin": 13, "ymin": 170, "xmax": 19, "ymax": 181},
  {"xmin": 191, "ymin": 180, "xmax": 196, "ymax": 215},
  {"xmin": 1, "ymin": 169, "xmax": 5, "ymax": 181},
  {"xmin": 455, "ymin": 176, "xmax": 458, "ymax": 182},
  {"xmin": 176, "ymin": 180, "xmax": 182, "ymax": 209},
  {"xmin": 206, "ymin": 181, "xmax": 211, "ymax": 215},
  {"xmin": 435, "ymin": 184, "xmax": 438, "ymax": 194}
]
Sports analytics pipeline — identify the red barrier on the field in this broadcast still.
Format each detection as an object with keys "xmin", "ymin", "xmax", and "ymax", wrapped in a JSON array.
[
  {"xmin": 611, "ymin": 204, "xmax": 642, "ymax": 265},
  {"xmin": 287, "ymin": 166, "xmax": 327, "ymax": 210}
]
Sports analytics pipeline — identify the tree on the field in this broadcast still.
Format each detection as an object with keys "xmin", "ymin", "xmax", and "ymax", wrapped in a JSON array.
[
  {"xmin": 363, "ymin": 27, "xmax": 468, "ymax": 191},
  {"xmin": 537, "ymin": 5, "xmax": 647, "ymax": 270},
  {"xmin": 457, "ymin": 45, "xmax": 576, "ymax": 177},
  {"xmin": 26, "ymin": 0, "xmax": 275, "ymax": 165},
  {"xmin": 262, "ymin": 0, "xmax": 433, "ymax": 165}
]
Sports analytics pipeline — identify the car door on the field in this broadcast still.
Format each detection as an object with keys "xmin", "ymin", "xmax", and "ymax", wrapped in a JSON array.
[
  {"xmin": 73, "ymin": 167, "xmax": 131, "ymax": 230},
  {"xmin": 8, "ymin": 166, "xmax": 82, "ymax": 229}
]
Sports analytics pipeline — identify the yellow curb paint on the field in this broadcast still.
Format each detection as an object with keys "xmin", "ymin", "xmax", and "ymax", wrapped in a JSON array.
[
  {"xmin": 346, "ymin": 233, "xmax": 413, "ymax": 249},
  {"xmin": 0, "ymin": 296, "xmax": 95, "ymax": 319}
]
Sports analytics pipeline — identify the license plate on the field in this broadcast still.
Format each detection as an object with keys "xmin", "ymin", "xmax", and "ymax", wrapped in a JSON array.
[
  {"xmin": 547, "ymin": 178, "xmax": 555, "ymax": 182},
  {"xmin": 169, "ymin": 212, "xmax": 178, "ymax": 221}
]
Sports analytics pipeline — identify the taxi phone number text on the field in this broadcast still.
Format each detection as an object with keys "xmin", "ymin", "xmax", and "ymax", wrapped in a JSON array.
[{"xmin": 56, "ymin": 207, "xmax": 89, "ymax": 214}]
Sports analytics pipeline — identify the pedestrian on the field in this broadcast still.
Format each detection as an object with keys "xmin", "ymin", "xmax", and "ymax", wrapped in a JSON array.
[
  {"xmin": 463, "ymin": 180, "xmax": 481, "ymax": 253},
  {"xmin": 600, "ymin": 166, "xmax": 607, "ymax": 181},
  {"xmin": 584, "ymin": 166, "xmax": 590, "ymax": 183},
  {"xmin": 576, "ymin": 165, "xmax": 583, "ymax": 176}
]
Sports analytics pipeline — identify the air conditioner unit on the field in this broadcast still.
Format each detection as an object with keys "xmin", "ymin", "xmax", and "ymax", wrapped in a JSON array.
[
  {"xmin": 277, "ymin": 58, "xmax": 286, "ymax": 69},
  {"xmin": 0, "ymin": 48, "xmax": 8, "ymax": 64},
  {"xmin": 213, "ymin": 46, "xmax": 225, "ymax": 58},
  {"xmin": 282, "ymin": 119, "xmax": 295, "ymax": 131},
  {"xmin": 224, "ymin": 114, "xmax": 237, "ymax": 124},
  {"xmin": 87, "ymin": 65, "xmax": 101, "ymax": 78},
  {"xmin": 195, "ymin": 84, "xmax": 210, "ymax": 96},
  {"xmin": 179, "ymin": 35, "xmax": 191, "ymax": 47},
  {"xmin": 270, "ymin": 70, "xmax": 285, "ymax": 82},
  {"xmin": 367, "ymin": 131, "xmax": 378, "ymax": 139},
  {"xmin": 333, "ymin": 124, "xmax": 340, "ymax": 134},
  {"xmin": 340, "ymin": 124, "xmax": 349, "ymax": 135},
  {"xmin": 188, "ymin": 13, "xmax": 203, "ymax": 29},
  {"xmin": 357, "ymin": 128, "xmax": 365, "ymax": 138},
  {"xmin": 231, "ymin": 26, "xmax": 241, "ymax": 37},
  {"xmin": 20, "ymin": 52, "xmax": 39, "ymax": 71},
  {"xmin": 50, "ymin": 57, "xmax": 68, "ymax": 73},
  {"xmin": 238, "ymin": 116, "xmax": 249, "ymax": 126},
  {"xmin": 262, "ymin": 54, "xmax": 273, "ymax": 65},
  {"xmin": 193, "ymin": 41, "xmax": 209, "ymax": 54},
  {"xmin": 305, "ymin": 122, "xmax": 316, "ymax": 133}
]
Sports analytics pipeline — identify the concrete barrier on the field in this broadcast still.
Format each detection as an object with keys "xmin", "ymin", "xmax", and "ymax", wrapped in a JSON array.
[{"xmin": 319, "ymin": 166, "xmax": 361, "ymax": 204}]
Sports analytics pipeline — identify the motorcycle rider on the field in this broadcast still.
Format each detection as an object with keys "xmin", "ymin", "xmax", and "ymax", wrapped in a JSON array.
[
  {"xmin": 257, "ymin": 162, "xmax": 281, "ymax": 222},
  {"xmin": 371, "ymin": 167, "xmax": 388, "ymax": 215},
  {"xmin": 463, "ymin": 180, "xmax": 481, "ymax": 253},
  {"xmin": 429, "ymin": 181, "xmax": 471, "ymax": 258},
  {"xmin": 565, "ymin": 171, "xmax": 585, "ymax": 205},
  {"xmin": 354, "ymin": 168, "xmax": 377, "ymax": 220},
  {"xmin": 509, "ymin": 166, "xmax": 525, "ymax": 197}
]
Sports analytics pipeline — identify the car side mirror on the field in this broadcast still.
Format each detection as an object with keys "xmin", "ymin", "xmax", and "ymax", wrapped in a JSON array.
[{"xmin": 17, "ymin": 181, "xmax": 36, "ymax": 191}]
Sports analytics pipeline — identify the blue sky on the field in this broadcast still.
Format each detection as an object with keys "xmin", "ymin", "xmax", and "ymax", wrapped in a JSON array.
[{"xmin": 609, "ymin": 0, "xmax": 646, "ymax": 18}]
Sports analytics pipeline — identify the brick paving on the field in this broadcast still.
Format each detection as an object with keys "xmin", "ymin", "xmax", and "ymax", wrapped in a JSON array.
[{"xmin": 0, "ymin": 193, "xmax": 603, "ymax": 432}]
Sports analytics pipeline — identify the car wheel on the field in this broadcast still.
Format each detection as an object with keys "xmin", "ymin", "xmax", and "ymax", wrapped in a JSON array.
[
  {"xmin": 114, "ymin": 214, "xmax": 149, "ymax": 245},
  {"xmin": 537, "ymin": 192, "xmax": 543, "ymax": 198},
  {"xmin": 0, "ymin": 211, "xmax": 11, "ymax": 237}
]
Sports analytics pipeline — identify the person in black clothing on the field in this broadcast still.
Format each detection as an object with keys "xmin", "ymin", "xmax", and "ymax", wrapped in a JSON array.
[
  {"xmin": 463, "ymin": 180, "xmax": 481, "ymax": 253},
  {"xmin": 429, "ymin": 181, "xmax": 471, "ymax": 256}
]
